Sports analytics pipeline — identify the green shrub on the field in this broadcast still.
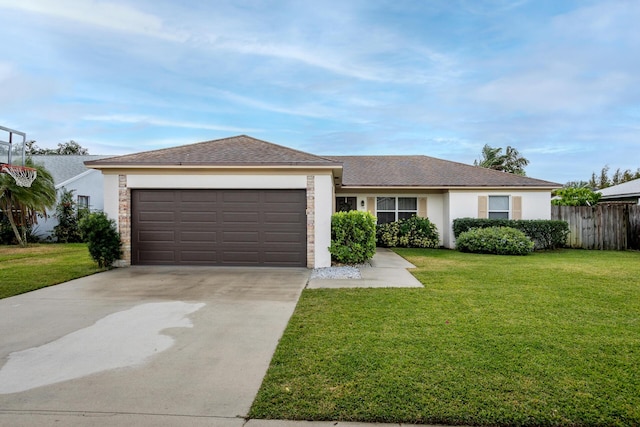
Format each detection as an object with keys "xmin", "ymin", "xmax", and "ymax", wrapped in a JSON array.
[
  {"xmin": 452, "ymin": 218, "xmax": 569, "ymax": 250},
  {"xmin": 552, "ymin": 187, "xmax": 601, "ymax": 206},
  {"xmin": 79, "ymin": 212, "xmax": 122, "ymax": 268},
  {"xmin": 377, "ymin": 216, "xmax": 439, "ymax": 248},
  {"xmin": 456, "ymin": 226, "xmax": 534, "ymax": 255},
  {"xmin": 329, "ymin": 210, "xmax": 376, "ymax": 264}
]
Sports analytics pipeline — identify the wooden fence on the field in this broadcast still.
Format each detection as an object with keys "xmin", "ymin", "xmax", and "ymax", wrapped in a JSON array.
[{"xmin": 551, "ymin": 204, "xmax": 640, "ymax": 250}]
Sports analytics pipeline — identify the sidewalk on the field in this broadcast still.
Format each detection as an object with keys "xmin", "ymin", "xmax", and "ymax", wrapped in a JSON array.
[{"xmin": 307, "ymin": 248, "xmax": 423, "ymax": 289}]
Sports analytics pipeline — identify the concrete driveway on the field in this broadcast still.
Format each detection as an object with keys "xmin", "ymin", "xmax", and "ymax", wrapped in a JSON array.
[{"xmin": 0, "ymin": 266, "xmax": 309, "ymax": 426}]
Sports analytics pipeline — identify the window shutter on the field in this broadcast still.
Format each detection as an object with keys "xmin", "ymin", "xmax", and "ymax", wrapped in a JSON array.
[
  {"xmin": 478, "ymin": 196, "xmax": 488, "ymax": 218},
  {"xmin": 367, "ymin": 197, "xmax": 375, "ymax": 216},
  {"xmin": 418, "ymin": 197, "xmax": 428, "ymax": 217},
  {"xmin": 512, "ymin": 196, "xmax": 522, "ymax": 220}
]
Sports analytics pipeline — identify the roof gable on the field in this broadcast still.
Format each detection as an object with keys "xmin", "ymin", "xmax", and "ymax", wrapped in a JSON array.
[
  {"xmin": 31, "ymin": 155, "xmax": 111, "ymax": 185},
  {"xmin": 86, "ymin": 135, "xmax": 340, "ymax": 167},
  {"xmin": 329, "ymin": 155, "xmax": 560, "ymax": 188}
]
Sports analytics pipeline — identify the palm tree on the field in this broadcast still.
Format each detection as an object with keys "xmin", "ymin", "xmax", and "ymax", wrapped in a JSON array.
[
  {"xmin": 0, "ymin": 159, "xmax": 56, "ymax": 246},
  {"xmin": 502, "ymin": 146, "xmax": 529, "ymax": 176},
  {"xmin": 474, "ymin": 144, "xmax": 529, "ymax": 176}
]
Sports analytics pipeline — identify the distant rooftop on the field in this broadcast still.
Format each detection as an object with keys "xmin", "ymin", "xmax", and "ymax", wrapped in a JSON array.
[{"xmin": 31, "ymin": 155, "xmax": 112, "ymax": 186}]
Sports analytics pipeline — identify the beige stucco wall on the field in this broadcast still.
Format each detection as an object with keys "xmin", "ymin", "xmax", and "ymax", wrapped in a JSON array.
[
  {"xmin": 339, "ymin": 192, "xmax": 446, "ymax": 247},
  {"xmin": 445, "ymin": 190, "xmax": 552, "ymax": 248},
  {"xmin": 338, "ymin": 190, "xmax": 552, "ymax": 249},
  {"xmin": 101, "ymin": 171, "xmax": 333, "ymax": 268}
]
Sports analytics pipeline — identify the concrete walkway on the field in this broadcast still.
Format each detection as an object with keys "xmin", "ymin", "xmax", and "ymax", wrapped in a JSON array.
[{"xmin": 307, "ymin": 248, "xmax": 423, "ymax": 289}]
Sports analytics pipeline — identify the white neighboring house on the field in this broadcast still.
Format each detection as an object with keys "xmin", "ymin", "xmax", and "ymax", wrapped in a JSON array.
[
  {"xmin": 31, "ymin": 155, "xmax": 112, "ymax": 240},
  {"xmin": 598, "ymin": 178, "xmax": 640, "ymax": 204}
]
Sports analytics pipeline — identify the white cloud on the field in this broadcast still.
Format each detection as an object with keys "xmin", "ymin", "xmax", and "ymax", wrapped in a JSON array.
[
  {"xmin": 83, "ymin": 114, "xmax": 258, "ymax": 133},
  {"xmin": 0, "ymin": 0, "xmax": 186, "ymax": 41}
]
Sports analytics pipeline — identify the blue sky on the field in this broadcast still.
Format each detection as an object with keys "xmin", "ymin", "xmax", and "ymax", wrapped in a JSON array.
[{"xmin": 0, "ymin": 0, "xmax": 638, "ymax": 184}]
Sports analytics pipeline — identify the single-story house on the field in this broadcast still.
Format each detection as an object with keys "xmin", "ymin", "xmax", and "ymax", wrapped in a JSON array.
[
  {"xmin": 85, "ymin": 135, "xmax": 560, "ymax": 268},
  {"xmin": 598, "ymin": 178, "xmax": 640, "ymax": 204},
  {"xmin": 31, "ymin": 155, "xmax": 109, "ymax": 239}
]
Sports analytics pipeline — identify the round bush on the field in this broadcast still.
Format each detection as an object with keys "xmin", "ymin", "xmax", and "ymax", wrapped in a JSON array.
[
  {"xmin": 376, "ymin": 216, "xmax": 439, "ymax": 248},
  {"xmin": 79, "ymin": 211, "xmax": 123, "ymax": 268},
  {"xmin": 329, "ymin": 211, "xmax": 376, "ymax": 264},
  {"xmin": 456, "ymin": 226, "xmax": 534, "ymax": 256}
]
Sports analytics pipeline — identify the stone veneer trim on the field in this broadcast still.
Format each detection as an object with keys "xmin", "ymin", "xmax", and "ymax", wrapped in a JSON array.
[
  {"xmin": 117, "ymin": 174, "xmax": 131, "ymax": 266},
  {"xmin": 306, "ymin": 175, "xmax": 315, "ymax": 268}
]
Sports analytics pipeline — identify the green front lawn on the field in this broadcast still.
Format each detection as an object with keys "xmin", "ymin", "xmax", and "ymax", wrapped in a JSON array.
[
  {"xmin": 0, "ymin": 243, "xmax": 104, "ymax": 299},
  {"xmin": 251, "ymin": 249, "xmax": 640, "ymax": 426}
]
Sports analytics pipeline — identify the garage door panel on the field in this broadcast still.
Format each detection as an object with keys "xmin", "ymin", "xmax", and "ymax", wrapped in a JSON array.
[
  {"xmin": 180, "ymin": 231, "xmax": 217, "ymax": 243},
  {"xmin": 222, "ymin": 231, "xmax": 259, "ymax": 243},
  {"xmin": 264, "ymin": 231, "xmax": 304, "ymax": 243},
  {"xmin": 132, "ymin": 189, "xmax": 306, "ymax": 266},
  {"xmin": 180, "ymin": 191, "xmax": 218, "ymax": 202},
  {"xmin": 264, "ymin": 212, "xmax": 304, "ymax": 224},
  {"xmin": 180, "ymin": 251, "xmax": 218, "ymax": 263},
  {"xmin": 138, "ymin": 191, "xmax": 176, "ymax": 202},
  {"xmin": 222, "ymin": 212, "xmax": 259, "ymax": 223},
  {"xmin": 223, "ymin": 191, "xmax": 260, "ymax": 202},
  {"xmin": 138, "ymin": 230, "xmax": 175, "ymax": 242},
  {"xmin": 138, "ymin": 211, "xmax": 176, "ymax": 223},
  {"xmin": 263, "ymin": 252, "xmax": 304, "ymax": 264},
  {"xmin": 181, "ymin": 211, "xmax": 217, "ymax": 223},
  {"xmin": 221, "ymin": 251, "xmax": 260, "ymax": 264},
  {"xmin": 137, "ymin": 250, "xmax": 176, "ymax": 263},
  {"xmin": 264, "ymin": 191, "xmax": 305, "ymax": 203}
]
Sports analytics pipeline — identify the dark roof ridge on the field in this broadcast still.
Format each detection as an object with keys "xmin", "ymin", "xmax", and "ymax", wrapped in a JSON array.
[{"xmin": 86, "ymin": 135, "xmax": 341, "ymax": 166}]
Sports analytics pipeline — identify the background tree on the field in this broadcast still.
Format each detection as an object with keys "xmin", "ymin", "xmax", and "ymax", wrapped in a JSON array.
[
  {"xmin": 0, "ymin": 159, "xmax": 56, "ymax": 246},
  {"xmin": 26, "ymin": 140, "xmax": 89, "ymax": 155},
  {"xmin": 53, "ymin": 188, "xmax": 84, "ymax": 243},
  {"xmin": 552, "ymin": 187, "xmax": 602, "ymax": 206},
  {"xmin": 587, "ymin": 165, "xmax": 640, "ymax": 189},
  {"xmin": 474, "ymin": 144, "xmax": 529, "ymax": 176}
]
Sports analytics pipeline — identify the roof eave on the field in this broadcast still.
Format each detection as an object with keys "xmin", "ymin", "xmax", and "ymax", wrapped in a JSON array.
[
  {"xmin": 85, "ymin": 162, "xmax": 342, "ymax": 169},
  {"xmin": 339, "ymin": 184, "xmax": 560, "ymax": 191}
]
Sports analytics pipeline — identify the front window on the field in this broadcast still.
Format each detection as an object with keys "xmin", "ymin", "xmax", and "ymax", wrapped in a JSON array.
[
  {"xmin": 488, "ymin": 195, "xmax": 509, "ymax": 219},
  {"xmin": 376, "ymin": 197, "xmax": 417, "ymax": 224},
  {"xmin": 77, "ymin": 195, "xmax": 90, "ymax": 210}
]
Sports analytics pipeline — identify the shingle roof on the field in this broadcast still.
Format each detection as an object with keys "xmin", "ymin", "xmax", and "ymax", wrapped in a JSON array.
[
  {"xmin": 599, "ymin": 178, "xmax": 640, "ymax": 198},
  {"xmin": 31, "ymin": 155, "xmax": 111, "ymax": 186},
  {"xmin": 85, "ymin": 135, "xmax": 340, "ymax": 167},
  {"xmin": 329, "ymin": 155, "xmax": 560, "ymax": 188},
  {"xmin": 84, "ymin": 135, "xmax": 559, "ymax": 188}
]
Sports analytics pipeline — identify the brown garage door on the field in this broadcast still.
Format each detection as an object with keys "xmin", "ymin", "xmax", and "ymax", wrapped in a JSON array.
[{"xmin": 131, "ymin": 189, "xmax": 307, "ymax": 266}]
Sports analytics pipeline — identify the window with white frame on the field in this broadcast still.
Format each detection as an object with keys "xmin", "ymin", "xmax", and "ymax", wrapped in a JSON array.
[
  {"xmin": 376, "ymin": 197, "xmax": 417, "ymax": 224},
  {"xmin": 488, "ymin": 195, "xmax": 509, "ymax": 219}
]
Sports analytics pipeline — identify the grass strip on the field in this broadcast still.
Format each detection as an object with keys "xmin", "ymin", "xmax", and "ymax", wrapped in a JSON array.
[{"xmin": 0, "ymin": 243, "xmax": 103, "ymax": 299}]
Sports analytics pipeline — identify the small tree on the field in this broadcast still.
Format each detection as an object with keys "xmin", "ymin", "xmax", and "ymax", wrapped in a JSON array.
[
  {"xmin": 79, "ymin": 212, "xmax": 122, "ymax": 268},
  {"xmin": 53, "ymin": 188, "xmax": 83, "ymax": 243}
]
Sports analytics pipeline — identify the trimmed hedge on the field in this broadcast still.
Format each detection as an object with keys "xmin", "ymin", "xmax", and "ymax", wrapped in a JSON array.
[
  {"xmin": 376, "ymin": 216, "xmax": 439, "ymax": 248},
  {"xmin": 456, "ymin": 226, "xmax": 534, "ymax": 255},
  {"xmin": 329, "ymin": 211, "xmax": 376, "ymax": 264},
  {"xmin": 452, "ymin": 218, "xmax": 569, "ymax": 250}
]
